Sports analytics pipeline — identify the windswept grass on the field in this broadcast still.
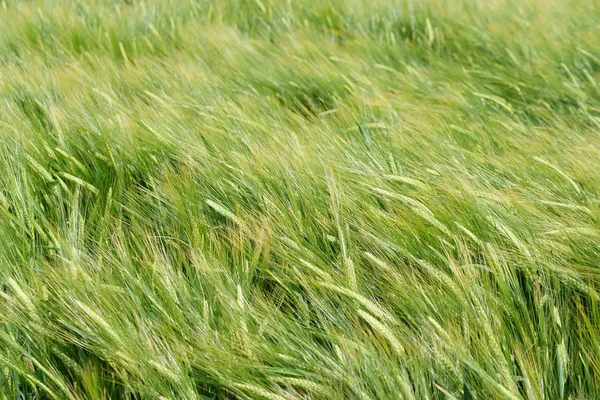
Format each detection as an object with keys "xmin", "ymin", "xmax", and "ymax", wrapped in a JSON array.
[{"xmin": 1, "ymin": 0, "xmax": 600, "ymax": 398}]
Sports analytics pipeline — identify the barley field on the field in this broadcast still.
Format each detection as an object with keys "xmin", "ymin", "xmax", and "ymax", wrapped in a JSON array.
[{"xmin": 1, "ymin": 0, "xmax": 600, "ymax": 398}]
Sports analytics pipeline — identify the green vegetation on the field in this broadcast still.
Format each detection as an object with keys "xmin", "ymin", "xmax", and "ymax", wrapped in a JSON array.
[{"xmin": 1, "ymin": 0, "xmax": 600, "ymax": 398}]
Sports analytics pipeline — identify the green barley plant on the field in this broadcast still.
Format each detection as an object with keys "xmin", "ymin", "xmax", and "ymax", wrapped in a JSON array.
[{"xmin": 1, "ymin": 0, "xmax": 600, "ymax": 398}]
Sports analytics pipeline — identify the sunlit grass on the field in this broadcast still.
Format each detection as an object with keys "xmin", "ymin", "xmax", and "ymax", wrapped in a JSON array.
[{"xmin": 1, "ymin": 0, "xmax": 600, "ymax": 398}]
